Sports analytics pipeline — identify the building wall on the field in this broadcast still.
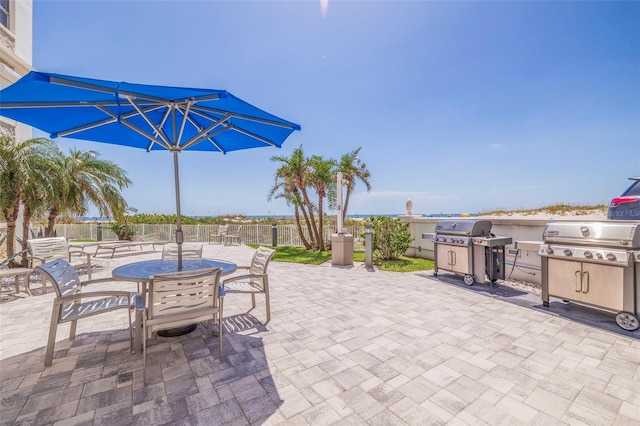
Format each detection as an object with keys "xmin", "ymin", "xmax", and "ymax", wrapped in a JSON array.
[{"xmin": 0, "ymin": 0, "xmax": 33, "ymax": 141}]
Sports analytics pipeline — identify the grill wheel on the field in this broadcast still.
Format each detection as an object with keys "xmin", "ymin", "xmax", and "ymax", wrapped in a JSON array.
[{"xmin": 615, "ymin": 312, "xmax": 640, "ymax": 331}]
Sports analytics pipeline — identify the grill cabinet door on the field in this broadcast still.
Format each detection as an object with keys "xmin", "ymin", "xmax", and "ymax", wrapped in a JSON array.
[
  {"xmin": 448, "ymin": 246, "xmax": 470, "ymax": 274},
  {"xmin": 548, "ymin": 258, "xmax": 583, "ymax": 302},
  {"xmin": 581, "ymin": 263, "xmax": 624, "ymax": 311},
  {"xmin": 548, "ymin": 259, "xmax": 625, "ymax": 310}
]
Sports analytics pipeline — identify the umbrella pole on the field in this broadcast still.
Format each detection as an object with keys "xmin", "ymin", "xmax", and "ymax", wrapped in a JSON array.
[{"xmin": 173, "ymin": 150, "xmax": 183, "ymax": 269}]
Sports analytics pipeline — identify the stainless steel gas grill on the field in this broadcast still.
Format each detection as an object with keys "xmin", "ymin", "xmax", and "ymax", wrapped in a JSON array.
[
  {"xmin": 539, "ymin": 221, "xmax": 640, "ymax": 331},
  {"xmin": 423, "ymin": 219, "xmax": 512, "ymax": 286}
]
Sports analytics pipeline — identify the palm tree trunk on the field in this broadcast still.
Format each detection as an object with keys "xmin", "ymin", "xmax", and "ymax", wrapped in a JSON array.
[
  {"xmin": 45, "ymin": 207, "xmax": 59, "ymax": 237},
  {"xmin": 299, "ymin": 187, "xmax": 321, "ymax": 250},
  {"xmin": 342, "ymin": 186, "xmax": 352, "ymax": 223},
  {"xmin": 317, "ymin": 197, "xmax": 325, "ymax": 251},
  {"xmin": 293, "ymin": 206, "xmax": 311, "ymax": 249},
  {"xmin": 3, "ymin": 200, "xmax": 20, "ymax": 267},
  {"xmin": 20, "ymin": 202, "xmax": 32, "ymax": 267}
]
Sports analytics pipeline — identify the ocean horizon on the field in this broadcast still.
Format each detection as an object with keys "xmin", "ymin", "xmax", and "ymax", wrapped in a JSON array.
[{"xmin": 75, "ymin": 213, "xmax": 476, "ymax": 221}]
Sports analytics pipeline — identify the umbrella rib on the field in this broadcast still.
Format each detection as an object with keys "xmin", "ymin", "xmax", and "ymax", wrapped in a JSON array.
[
  {"xmin": 183, "ymin": 127, "xmax": 227, "ymax": 152},
  {"xmin": 192, "ymin": 105, "xmax": 299, "ymax": 130},
  {"xmin": 92, "ymin": 104, "xmax": 170, "ymax": 149},
  {"xmin": 180, "ymin": 114, "xmax": 230, "ymax": 152},
  {"xmin": 227, "ymin": 124, "xmax": 278, "ymax": 147},
  {"xmin": 126, "ymin": 97, "xmax": 172, "ymax": 147},
  {"xmin": 146, "ymin": 107, "xmax": 173, "ymax": 151},
  {"xmin": 55, "ymin": 104, "xmax": 164, "ymax": 138},
  {"xmin": 176, "ymin": 100, "xmax": 193, "ymax": 147}
]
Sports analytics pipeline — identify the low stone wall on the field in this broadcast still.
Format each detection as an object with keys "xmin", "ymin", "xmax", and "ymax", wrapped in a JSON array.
[{"xmin": 397, "ymin": 215, "xmax": 599, "ymax": 286}]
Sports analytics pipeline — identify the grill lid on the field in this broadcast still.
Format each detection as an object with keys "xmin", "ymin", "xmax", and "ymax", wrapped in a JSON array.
[
  {"xmin": 434, "ymin": 219, "xmax": 492, "ymax": 236},
  {"xmin": 542, "ymin": 221, "xmax": 640, "ymax": 248}
]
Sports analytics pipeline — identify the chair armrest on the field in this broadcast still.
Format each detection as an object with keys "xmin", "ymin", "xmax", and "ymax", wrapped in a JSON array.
[
  {"xmin": 59, "ymin": 290, "xmax": 138, "ymax": 302},
  {"xmin": 223, "ymin": 273, "xmax": 267, "ymax": 284},
  {"xmin": 27, "ymin": 255, "xmax": 47, "ymax": 267}
]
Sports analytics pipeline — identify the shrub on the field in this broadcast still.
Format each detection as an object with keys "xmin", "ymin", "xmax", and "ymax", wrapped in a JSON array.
[
  {"xmin": 363, "ymin": 216, "xmax": 411, "ymax": 260},
  {"xmin": 109, "ymin": 222, "xmax": 134, "ymax": 240}
]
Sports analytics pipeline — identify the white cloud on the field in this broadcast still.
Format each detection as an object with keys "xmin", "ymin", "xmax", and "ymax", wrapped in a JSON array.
[{"xmin": 488, "ymin": 143, "xmax": 501, "ymax": 149}]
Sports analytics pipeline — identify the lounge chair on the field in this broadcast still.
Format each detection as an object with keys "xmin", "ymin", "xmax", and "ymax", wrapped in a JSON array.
[
  {"xmin": 0, "ymin": 250, "xmax": 33, "ymax": 295},
  {"xmin": 162, "ymin": 243, "xmax": 203, "ymax": 259},
  {"xmin": 136, "ymin": 268, "xmax": 223, "ymax": 385},
  {"xmin": 222, "ymin": 246, "xmax": 275, "ymax": 322},
  {"xmin": 35, "ymin": 258, "xmax": 139, "ymax": 367}
]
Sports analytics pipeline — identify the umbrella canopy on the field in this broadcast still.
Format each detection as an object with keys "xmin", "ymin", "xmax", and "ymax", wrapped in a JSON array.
[{"xmin": 0, "ymin": 71, "xmax": 301, "ymax": 267}]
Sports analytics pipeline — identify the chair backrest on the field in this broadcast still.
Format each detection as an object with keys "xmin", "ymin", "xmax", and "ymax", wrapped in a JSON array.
[
  {"xmin": 147, "ymin": 268, "xmax": 222, "ymax": 333},
  {"xmin": 34, "ymin": 258, "xmax": 81, "ymax": 299},
  {"xmin": 249, "ymin": 246, "xmax": 276, "ymax": 286},
  {"xmin": 218, "ymin": 225, "xmax": 229, "ymax": 234},
  {"xmin": 28, "ymin": 237, "xmax": 70, "ymax": 264},
  {"xmin": 162, "ymin": 243, "xmax": 203, "ymax": 260}
]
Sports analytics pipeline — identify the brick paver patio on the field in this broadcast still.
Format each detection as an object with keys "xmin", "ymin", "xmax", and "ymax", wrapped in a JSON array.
[{"xmin": 1, "ymin": 244, "xmax": 639, "ymax": 425}]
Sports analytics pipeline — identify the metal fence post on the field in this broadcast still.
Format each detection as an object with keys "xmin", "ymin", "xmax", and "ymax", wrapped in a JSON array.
[
  {"xmin": 365, "ymin": 224, "xmax": 373, "ymax": 268},
  {"xmin": 272, "ymin": 223, "xmax": 278, "ymax": 247},
  {"xmin": 97, "ymin": 223, "xmax": 102, "ymax": 241}
]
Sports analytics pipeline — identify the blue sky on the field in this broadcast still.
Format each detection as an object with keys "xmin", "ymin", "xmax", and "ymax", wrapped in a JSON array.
[{"xmin": 32, "ymin": 0, "xmax": 639, "ymax": 217}]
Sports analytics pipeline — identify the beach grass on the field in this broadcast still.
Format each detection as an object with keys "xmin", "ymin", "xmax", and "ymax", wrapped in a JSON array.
[{"xmin": 482, "ymin": 203, "xmax": 607, "ymax": 216}]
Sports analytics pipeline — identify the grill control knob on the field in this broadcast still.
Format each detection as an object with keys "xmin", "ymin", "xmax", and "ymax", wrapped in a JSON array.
[
  {"xmin": 546, "ymin": 246, "xmax": 554, "ymax": 254},
  {"xmin": 584, "ymin": 251, "xmax": 593, "ymax": 259},
  {"xmin": 606, "ymin": 253, "xmax": 616, "ymax": 261},
  {"xmin": 596, "ymin": 252, "xmax": 603, "ymax": 259},
  {"xmin": 563, "ymin": 249, "xmax": 572, "ymax": 256}
]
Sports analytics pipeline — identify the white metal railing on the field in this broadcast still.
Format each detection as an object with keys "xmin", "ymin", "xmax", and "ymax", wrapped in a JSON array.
[{"xmin": 43, "ymin": 223, "xmax": 366, "ymax": 251}]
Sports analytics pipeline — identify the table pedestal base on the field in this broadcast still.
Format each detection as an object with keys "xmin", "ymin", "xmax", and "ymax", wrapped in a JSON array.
[{"xmin": 158, "ymin": 324, "xmax": 197, "ymax": 337}]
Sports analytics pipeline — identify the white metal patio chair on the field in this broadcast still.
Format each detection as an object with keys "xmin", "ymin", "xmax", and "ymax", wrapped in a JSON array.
[
  {"xmin": 35, "ymin": 258, "xmax": 139, "ymax": 367},
  {"xmin": 222, "ymin": 246, "xmax": 276, "ymax": 322},
  {"xmin": 28, "ymin": 237, "xmax": 92, "ymax": 285},
  {"xmin": 208, "ymin": 225, "xmax": 228, "ymax": 244},
  {"xmin": 224, "ymin": 226, "xmax": 243, "ymax": 245},
  {"xmin": 136, "ymin": 267, "xmax": 223, "ymax": 385}
]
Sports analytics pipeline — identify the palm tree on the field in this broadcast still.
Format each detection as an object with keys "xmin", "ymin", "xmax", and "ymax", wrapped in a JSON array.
[
  {"xmin": 45, "ymin": 149, "xmax": 132, "ymax": 237},
  {"xmin": 306, "ymin": 155, "xmax": 337, "ymax": 251},
  {"xmin": 337, "ymin": 147, "xmax": 371, "ymax": 222},
  {"xmin": 269, "ymin": 146, "xmax": 320, "ymax": 250},
  {"xmin": 0, "ymin": 136, "xmax": 62, "ymax": 265}
]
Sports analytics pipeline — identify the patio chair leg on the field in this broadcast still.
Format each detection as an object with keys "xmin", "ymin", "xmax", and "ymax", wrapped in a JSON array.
[
  {"xmin": 218, "ymin": 298, "xmax": 223, "ymax": 361},
  {"xmin": 24, "ymin": 274, "xmax": 32, "ymax": 296},
  {"xmin": 69, "ymin": 320, "xmax": 77, "ymax": 341},
  {"xmin": 143, "ymin": 315, "xmax": 147, "ymax": 386},
  {"xmin": 265, "ymin": 284, "xmax": 271, "ymax": 322},
  {"xmin": 251, "ymin": 294, "xmax": 256, "ymax": 309},
  {"xmin": 128, "ymin": 308, "xmax": 133, "ymax": 353},
  {"xmin": 45, "ymin": 308, "xmax": 59, "ymax": 367}
]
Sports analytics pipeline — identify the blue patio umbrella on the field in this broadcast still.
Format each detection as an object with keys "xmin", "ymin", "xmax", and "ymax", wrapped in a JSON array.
[{"xmin": 0, "ymin": 71, "xmax": 301, "ymax": 267}]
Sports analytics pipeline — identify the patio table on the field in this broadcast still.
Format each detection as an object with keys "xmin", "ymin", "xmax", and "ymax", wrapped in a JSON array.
[{"xmin": 112, "ymin": 259, "xmax": 236, "ymax": 351}]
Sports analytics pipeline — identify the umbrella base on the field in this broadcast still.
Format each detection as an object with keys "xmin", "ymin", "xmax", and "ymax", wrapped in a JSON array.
[{"xmin": 158, "ymin": 324, "xmax": 197, "ymax": 337}]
